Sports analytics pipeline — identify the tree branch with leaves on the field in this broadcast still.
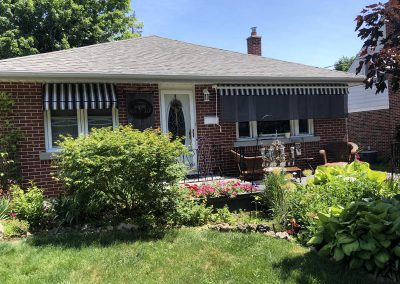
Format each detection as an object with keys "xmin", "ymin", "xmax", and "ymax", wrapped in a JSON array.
[
  {"xmin": 355, "ymin": 1, "xmax": 400, "ymax": 93},
  {"xmin": 0, "ymin": 0, "xmax": 142, "ymax": 59}
]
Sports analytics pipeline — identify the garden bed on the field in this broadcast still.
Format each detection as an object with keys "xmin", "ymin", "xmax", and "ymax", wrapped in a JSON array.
[
  {"xmin": 181, "ymin": 179, "xmax": 261, "ymax": 212},
  {"xmin": 200, "ymin": 192, "xmax": 261, "ymax": 212}
]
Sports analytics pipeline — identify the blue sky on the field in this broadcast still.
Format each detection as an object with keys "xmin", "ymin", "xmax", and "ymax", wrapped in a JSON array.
[{"xmin": 133, "ymin": 0, "xmax": 376, "ymax": 68}]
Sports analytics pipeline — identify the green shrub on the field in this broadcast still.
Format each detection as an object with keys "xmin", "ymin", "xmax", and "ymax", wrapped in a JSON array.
[
  {"xmin": 283, "ymin": 162, "xmax": 397, "ymax": 244},
  {"xmin": 1, "ymin": 218, "xmax": 29, "ymax": 239},
  {"xmin": 54, "ymin": 126, "xmax": 188, "ymax": 225},
  {"xmin": 0, "ymin": 197, "xmax": 10, "ymax": 220},
  {"xmin": 287, "ymin": 176, "xmax": 389, "ymax": 243},
  {"xmin": 308, "ymin": 161, "xmax": 387, "ymax": 185},
  {"xmin": 308, "ymin": 198, "xmax": 400, "ymax": 281},
  {"xmin": 210, "ymin": 206, "xmax": 235, "ymax": 224},
  {"xmin": 10, "ymin": 184, "xmax": 54, "ymax": 230},
  {"xmin": 173, "ymin": 198, "xmax": 213, "ymax": 227},
  {"xmin": 261, "ymin": 170, "xmax": 295, "ymax": 224}
]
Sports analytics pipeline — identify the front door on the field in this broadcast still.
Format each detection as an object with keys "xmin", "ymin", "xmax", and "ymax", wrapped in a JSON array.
[{"xmin": 161, "ymin": 91, "xmax": 197, "ymax": 169}]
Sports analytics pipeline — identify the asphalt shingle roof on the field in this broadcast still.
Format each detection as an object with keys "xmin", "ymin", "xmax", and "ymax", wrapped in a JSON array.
[{"xmin": 0, "ymin": 36, "xmax": 363, "ymax": 83}]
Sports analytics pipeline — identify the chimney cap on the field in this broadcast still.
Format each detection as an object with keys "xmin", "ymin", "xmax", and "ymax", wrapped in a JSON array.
[{"xmin": 251, "ymin": 27, "xmax": 257, "ymax": 36}]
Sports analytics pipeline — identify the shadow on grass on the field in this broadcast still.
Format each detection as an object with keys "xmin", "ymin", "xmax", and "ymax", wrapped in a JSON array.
[
  {"xmin": 26, "ymin": 229, "xmax": 178, "ymax": 249},
  {"xmin": 273, "ymin": 251, "xmax": 382, "ymax": 284}
]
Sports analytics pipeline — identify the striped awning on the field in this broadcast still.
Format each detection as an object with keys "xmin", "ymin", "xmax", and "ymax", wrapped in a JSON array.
[
  {"xmin": 217, "ymin": 84, "xmax": 349, "ymax": 96},
  {"xmin": 43, "ymin": 83, "xmax": 118, "ymax": 111},
  {"xmin": 217, "ymin": 84, "xmax": 349, "ymax": 122}
]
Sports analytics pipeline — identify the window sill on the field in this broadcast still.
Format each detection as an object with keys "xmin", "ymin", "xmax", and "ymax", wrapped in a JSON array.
[
  {"xmin": 39, "ymin": 150, "xmax": 61, "ymax": 161},
  {"xmin": 234, "ymin": 135, "xmax": 320, "ymax": 147}
]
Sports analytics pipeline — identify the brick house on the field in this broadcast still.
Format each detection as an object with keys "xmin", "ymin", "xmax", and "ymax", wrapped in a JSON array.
[{"xmin": 0, "ymin": 29, "xmax": 362, "ymax": 196}]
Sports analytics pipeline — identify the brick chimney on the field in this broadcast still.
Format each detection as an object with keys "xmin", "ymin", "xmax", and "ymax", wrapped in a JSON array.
[{"xmin": 247, "ymin": 27, "xmax": 262, "ymax": 56}]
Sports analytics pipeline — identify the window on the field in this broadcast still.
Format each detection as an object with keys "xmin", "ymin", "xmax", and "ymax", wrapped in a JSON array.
[
  {"xmin": 88, "ymin": 109, "xmax": 113, "ymax": 132},
  {"xmin": 45, "ymin": 109, "xmax": 118, "ymax": 151},
  {"xmin": 50, "ymin": 110, "xmax": 78, "ymax": 148},
  {"xmin": 236, "ymin": 119, "xmax": 313, "ymax": 140},
  {"xmin": 298, "ymin": 119, "xmax": 309, "ymax": 134},
  {"xmin": 257, "ymin": 120, "xmax": 290, "ymax": 136},
  {"xmin": 237, "ymin": 121, "xmax": 252, "ymax": 138}
]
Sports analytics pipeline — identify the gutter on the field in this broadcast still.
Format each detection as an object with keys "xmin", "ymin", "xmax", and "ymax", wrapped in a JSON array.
[{"xmin": 0, "ymin": 72, "xmax": 365, "ymax": 86}]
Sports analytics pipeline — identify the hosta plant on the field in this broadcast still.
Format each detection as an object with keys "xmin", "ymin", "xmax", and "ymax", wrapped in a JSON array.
[
  {"xmin": 308, "ymin": 161, "xmax": 387, "ymax": 185},
  {"xmin": 308, "ymin": 198, "xmax": 400, "ymax": 281}
]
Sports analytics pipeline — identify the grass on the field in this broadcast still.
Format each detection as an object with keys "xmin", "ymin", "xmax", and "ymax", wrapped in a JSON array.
[{"xmin": 0, "ymin": 228, "xmax": 380, "ymax": 284}]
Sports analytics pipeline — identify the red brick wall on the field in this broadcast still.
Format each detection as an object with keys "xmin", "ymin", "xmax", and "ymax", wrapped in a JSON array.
[
  {"xmin": 0, "ymin": 82, "xmax": 60, "ymax": 196},
  {"xmin": 348, "ymin": 109, "xmax": 392, "ymax": 159},
  {"xmin": 347, "ymin": 83, "xmax": 400, "ymax": 161}
]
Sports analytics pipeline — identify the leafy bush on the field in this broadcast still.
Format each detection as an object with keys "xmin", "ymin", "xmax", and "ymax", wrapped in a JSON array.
[
  {"xmin": 275, "ymin": 162, "xmax": 398, "ymax": 244},
  {"xmin": 0, "ymin": 197, "xmax": 10, "ymax": 220},
  {"xmin": 173, "ymin": 197, "xmax": 213, "ymax": 227},
  {"xmin": 10, "ymin": 184, "xmax": 54, "ymax": 230},
  {"xmin": 210, "ymin": 206, "xmax": 235, "ymax": 224},
  {"xmin": 261, "ymin": 170, "xmax": 295, "ymax": 224},
  {"xmin": 287, "ymin": 176, "xmax": 391, "ymax": 243},
  {"xmin": 308, "ymin": 198, "xmax": 400, "ymax": 281},
  {"xmin": 1, "ymin": 218, "xmax": 29, "ymax": 239},
  {"xmin": 54, "ymin": 126, "xmax": 188, "ymax": 225},
  {"xmin": 308, "ymin": 161, "xmax": 387, "ymax": 185}
]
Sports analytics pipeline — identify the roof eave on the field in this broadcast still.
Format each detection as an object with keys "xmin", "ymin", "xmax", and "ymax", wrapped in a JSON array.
[{"xmin": 0, "ymin": 72, "xmax": 365, "ymax": 85}]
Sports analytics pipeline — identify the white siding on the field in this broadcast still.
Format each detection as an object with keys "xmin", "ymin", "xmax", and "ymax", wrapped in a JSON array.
[
  {"xmin": 348, "ymin": 83, "xmax": 389, "ymax": 113},
  {"xmin": 348, "ymin": 54, "xmax": 389, "ymax": 113},
  {"xmin": 348, "ymin": 24, "xmax": 388, "ymax": 113}
]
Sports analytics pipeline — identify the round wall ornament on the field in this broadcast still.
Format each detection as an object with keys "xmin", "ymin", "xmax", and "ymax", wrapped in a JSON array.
[{"xmin": 128, "ymin": 99, "xmax": 153, "ymax": 119}]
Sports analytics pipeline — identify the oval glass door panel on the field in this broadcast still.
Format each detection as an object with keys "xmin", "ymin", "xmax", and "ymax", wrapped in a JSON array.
[{"xmin": 168, "ymin": 99, "xmax": 186, "ymax": 141}]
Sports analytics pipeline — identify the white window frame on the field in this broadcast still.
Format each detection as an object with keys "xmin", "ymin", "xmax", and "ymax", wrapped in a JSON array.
[
  {"xmin": 44, "ymin": 108, "xmax": 119, "ymax": 152},
  {"xmin": 235, "ymin": 119, "xmax": 314, "ymax": 140}
]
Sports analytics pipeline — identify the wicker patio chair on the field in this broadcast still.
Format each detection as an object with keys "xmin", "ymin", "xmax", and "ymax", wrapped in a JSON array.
[
  {"xmin": 230, "ymin": 149, "xmax": 264, "ymax": 180},
  {"xmin": 319, "ymin": 141, "xmax": 358, "ymax": 167}
]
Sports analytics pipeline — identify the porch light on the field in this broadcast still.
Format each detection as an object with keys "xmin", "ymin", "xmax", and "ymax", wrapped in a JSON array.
[{"xmin": 203, "ymin": 88, "xmax": 210, "ymax": 102}]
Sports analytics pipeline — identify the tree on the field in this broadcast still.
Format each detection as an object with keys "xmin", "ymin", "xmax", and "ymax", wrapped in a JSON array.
[
  {"xmin": 355, "ymin": 1, "xmax": 400, "ymax": 93},
  {"xmin": 334, "ymin": 56, "xmax": 356, "ymax": 72},
  {"xmin": 0, "ymin": 0, "xmax": 142, "ymax": 59}
]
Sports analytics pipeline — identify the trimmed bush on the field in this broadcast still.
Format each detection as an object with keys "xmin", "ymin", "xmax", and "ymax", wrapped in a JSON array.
[{"xmin": 54, "ymin": 126, "xmax": 188, "ymax": 225}]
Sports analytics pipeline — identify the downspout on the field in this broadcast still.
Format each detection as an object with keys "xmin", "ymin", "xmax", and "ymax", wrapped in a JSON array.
[{"xmin": 212, "ymin": 85, "xmax": 222, "ymax": 133}]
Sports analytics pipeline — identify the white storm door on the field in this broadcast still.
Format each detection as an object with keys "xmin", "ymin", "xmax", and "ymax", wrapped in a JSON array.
[{"xmin": 160, "ymin": 90, "xmax": 197, "ymax": 169}]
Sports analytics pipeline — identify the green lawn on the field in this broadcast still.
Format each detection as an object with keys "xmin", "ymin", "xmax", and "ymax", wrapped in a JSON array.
[{"xmin": 0, "ymin": 228, "xmax": 378, "ymax": 284}]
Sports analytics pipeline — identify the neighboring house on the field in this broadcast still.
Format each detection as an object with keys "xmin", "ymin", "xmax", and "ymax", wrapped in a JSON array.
[
  {"xmin": 0, "ymin": 28, "xmax": 362, "ymax": 196},
  {"xmin": 347, "ymin": 22, "xmax": 399, "ymax": 160}
]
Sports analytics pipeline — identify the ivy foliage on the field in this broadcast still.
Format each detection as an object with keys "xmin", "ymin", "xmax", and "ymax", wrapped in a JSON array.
[{"xmin": 0, "ymin": 92, "xmax": 21, "ymax": 191}]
